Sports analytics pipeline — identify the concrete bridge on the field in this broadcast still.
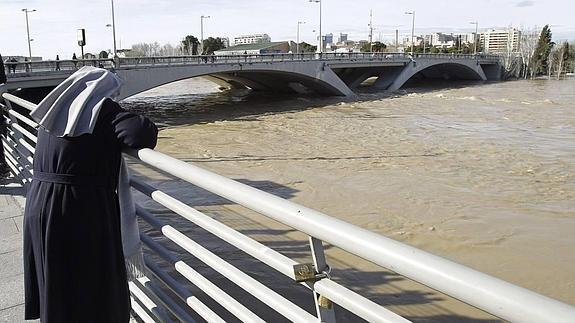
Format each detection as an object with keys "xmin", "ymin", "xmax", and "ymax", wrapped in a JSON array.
[{"xmin": 3, "ymin": 53, "xmax": 501, "ymax": 99}]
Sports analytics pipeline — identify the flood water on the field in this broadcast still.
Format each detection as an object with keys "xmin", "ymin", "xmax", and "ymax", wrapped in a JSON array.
[{"xmin": 123, "ymin": 78, "xmax": 575, "ymax": 322}]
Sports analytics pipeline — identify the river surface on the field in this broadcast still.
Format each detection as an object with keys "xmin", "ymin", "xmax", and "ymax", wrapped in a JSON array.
[{"xmin": 123, "ymin": 78, "xmax": 575, "ymax": 322}]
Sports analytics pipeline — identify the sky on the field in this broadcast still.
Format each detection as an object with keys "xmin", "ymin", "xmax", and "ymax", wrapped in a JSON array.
[{"xmin": 1, "ymin": 0, "xmax": 574, "ymax": 59}]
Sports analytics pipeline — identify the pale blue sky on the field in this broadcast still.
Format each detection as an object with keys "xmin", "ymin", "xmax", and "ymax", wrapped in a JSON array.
[{"xmin": 1, "ymin": 0, "xmax": 574, "ymax": 58}]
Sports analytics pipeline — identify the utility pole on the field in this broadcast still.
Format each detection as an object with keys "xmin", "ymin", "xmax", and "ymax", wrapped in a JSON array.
[
  {"xmin": 405, "ymin": 11, "xmax": 415, "ymax": 55},
  {"xmin": 369, "ymin": 9, "xmax": 373, "ymax": 52},
  {"xmin": 297, "ymin": 21, "xmax": 306, "ymax": 54},
  {"xmin": 395, "ymin": 29, "xmax": 399, "ymax": 52},
  {"xmin": 110, "ymin": 0, "xmax": 117, "ymax": 56},
  {"xmin": 309, "ymin": 0, "xmax": 322, "ymax": 53},
  {"xmin": 200, "ymin": 15, "xmax": 211, "ymax": 55},
  {"xmin": 21, "ymin": 8, "xmax": 36, "ymax": 59},
  {"xmin": 470, "ymin": 21, "xmax": 479, "ymax": 54}
]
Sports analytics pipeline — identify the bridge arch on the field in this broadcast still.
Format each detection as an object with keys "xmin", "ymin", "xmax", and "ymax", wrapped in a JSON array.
[
  {"xmin": 115, "ymin": 61, "xmax": 354, "ymax": 99},
  {"xmin": 383, "ymin": 60, "xmax": 487, "ymax": 91}
]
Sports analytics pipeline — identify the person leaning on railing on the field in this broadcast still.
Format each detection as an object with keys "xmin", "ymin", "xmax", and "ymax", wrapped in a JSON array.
[{"xmin": 22, "ymin": 66, "xmax": 158, "ymax": 323}]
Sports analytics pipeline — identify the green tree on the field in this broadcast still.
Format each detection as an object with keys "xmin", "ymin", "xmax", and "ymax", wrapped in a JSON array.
[
  {"xmin": 299, "ymin": 42, "xmax": 317, "ymax": 53},
  {"xmin": 361, "ymin": 42, "xmax": 386, "ymax": 52},
  {"xmin": 181, "ymin": 35, "xmax": 200, "ymax": 55},
  {"xmin": 372, "ymin": 42, "xmax": 387, "ymax": 52},
  {"xmin": 532, "ymin": 25, "xmax": 554, "ymax": 76},
  {"xmin": 202, "ymin": 37, "xmax": 225, "ymax": 55}
]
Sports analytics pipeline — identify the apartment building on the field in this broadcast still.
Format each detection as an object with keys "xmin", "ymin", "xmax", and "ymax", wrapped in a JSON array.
[
  {"xmin": 234, "ymin": 34, "xmax": 271, "ymax": 46},
  {"xmin": 480, "ymin": 28, "xmax": 521, "ymax": 53}
]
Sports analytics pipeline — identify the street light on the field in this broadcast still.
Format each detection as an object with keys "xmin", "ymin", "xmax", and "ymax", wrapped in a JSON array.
[
  {"xmin": 21, "ymin": 8, "xmax": 36, "ymax": 59},
  {"xmin": 470, "ymin": 21, "xmax": 479, "ymax": 55},
  {"xmin": 200, "ymin": 15, "xmax": 211, "ymax": 55},
  {"xmin": 405, "ymin": 11, "xmax": 415, "ymax": 55},
  {"xmin": 297, "ymin": 21, "xmax": 306, "ymax": 54},
  {"xmin": 309, "ymin": 0, "xmax": 322, "ymax": 53},
  {"xmin": 109, "ymin": 0, "xmax": 117, "ymax": 56}
]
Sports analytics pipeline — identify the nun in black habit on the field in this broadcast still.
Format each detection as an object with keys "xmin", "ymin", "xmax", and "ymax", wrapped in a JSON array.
[{"xmin": 23, "ymin": 67, "xmax": 158, "ymax": 322}]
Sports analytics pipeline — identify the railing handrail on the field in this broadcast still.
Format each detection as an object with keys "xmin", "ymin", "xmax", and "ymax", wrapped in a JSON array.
[
  {"xmin": 125, "ymin": 148, "xmax": 575, "ymax": 323},
  {"xmin": 3, "ymin": 92, "xmax": 574, "ymax": 323}
]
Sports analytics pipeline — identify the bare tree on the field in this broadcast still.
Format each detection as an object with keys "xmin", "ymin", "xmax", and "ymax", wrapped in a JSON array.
[
  {"xmin": 519, "ymin": 26, "xmax": 539, "ymax": 79},
  {"xmin": 547, "ymin": 46, "xmax": 556, "ymax": 79},
  {"xmin": 554, "ymin": 42, "xmax": 569, "ymax": 79}
]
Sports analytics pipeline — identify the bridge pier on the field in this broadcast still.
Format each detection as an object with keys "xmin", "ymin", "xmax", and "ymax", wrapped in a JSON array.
[{"xmin": 372, "ymin": 66, "xmax": 407, "ymax": 90}]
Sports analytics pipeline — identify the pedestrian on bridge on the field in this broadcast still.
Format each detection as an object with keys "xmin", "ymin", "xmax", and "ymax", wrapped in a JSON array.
[
  {"xmin": 55, "ymin": 55, "xmax": 60, "ymax": 71},
  {"xmin": 23, "ymin": 66, "xmax": 158, "ymax": 323},
  {"xmin": 9, "ymin": 57, "xmax": 18, "ymax": 73},
  {"xmin": 72, "ymin": 53, "xmax": 78, "ymax": 69}
]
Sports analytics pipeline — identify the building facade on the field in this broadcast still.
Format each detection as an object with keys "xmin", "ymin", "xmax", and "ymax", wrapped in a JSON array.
[
  {"xmin": 480, "ymin": 28, "xmax": 521, "ymax": 53},
  {"xmin": 234, "ymin": 34, "xmax": 271, "ymax": 46}
]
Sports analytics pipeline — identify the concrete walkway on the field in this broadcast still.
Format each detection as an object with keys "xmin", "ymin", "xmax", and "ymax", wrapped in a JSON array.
[{"xmin": 0, "ymin": 177, "xmax": 35, "ymax": 323}]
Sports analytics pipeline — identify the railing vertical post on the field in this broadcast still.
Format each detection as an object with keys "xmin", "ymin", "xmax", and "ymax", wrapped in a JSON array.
[{"xmin": 308, "ymin": 237, "xmax": 336, "ymax": 323}]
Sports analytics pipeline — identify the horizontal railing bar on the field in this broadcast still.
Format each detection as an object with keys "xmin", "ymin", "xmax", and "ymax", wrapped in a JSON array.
[
  {"xmin": 18, "ymin": 137, "xmax": 36, "ymax": 155},
  {"xmin": 314, "ymin": 279, "xmax": 411, "ymax": 323},
  {"xmin": 2, "ymin": 137, "xmax": 33, "ymax": 164},
  {"xmin": 8, "ymin": 109, "xmax": 38, "ymax": 128},
  {"xmin": 139, "ymin": 276, "xmax": 202, "ymax": 323},
  {"xmin": 130, "ymin": 297, "xmax": 156, "ymax": 323},
  {"xmin": 144, "ymin": 257, "xmax": 224, "ymax": 323},
  {"xmin": 140, "ymin": 233, "xmax": 265, "ymax": 323},
  {"xmin": 133, "ymin": 277, "xmax": 183, "ymax": 323},
  {"xmin": 11, "ymin": 123, "xmax": 37, "ymax": 143},
  {"xmin": 4, "ymin": 149, "xmax": 33, "ymax": 177},
  {"xmin": 2, "ymin": 93, "xmax": 36, "ymax": 111},
  {"xmin": 129, "ymin": 281, "xmax": 172, "ymax": 322},
  {"xmin": 155, "ymin": 226, "xmax": 317, "ymax": 322},
  {"xmin": 133, "ymin": 178, "xmax": 413, "ymax": 322},
  {"xmin": 131, "ymin": 178, "xmax": 298, "ymax": 279},
  {"xmin": 128, "ymin": 148, "xmax": 575, "ymax": 323},
  {"xmin": 4, "ymin": 157, "xmax": 24, "ymax": 182}
]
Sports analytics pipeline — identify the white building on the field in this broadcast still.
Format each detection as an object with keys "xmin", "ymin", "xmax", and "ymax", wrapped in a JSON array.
[
  {"xmin": 480, "ymin": 28, "xmax": 521, "ymax": 53},
  {"xmin": 234, "ymin": 34, "xmax": 271, "ymax": 46},
  {"xmin": 220, "ymin": 37, "xmax": 230, "ymax": 48}
]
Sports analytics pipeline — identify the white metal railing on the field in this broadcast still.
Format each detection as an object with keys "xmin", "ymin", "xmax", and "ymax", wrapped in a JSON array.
[{"xmin": 2, "ymin": 91, "xmax": 575, "ymax": 323}]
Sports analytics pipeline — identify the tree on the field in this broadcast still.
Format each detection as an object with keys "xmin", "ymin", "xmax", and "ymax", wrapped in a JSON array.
[
  {"xmin": 299, "ymin": 42, "xmax": 317, "ymax": 53},
  {"xmin": 554, "ymin": 42, "xmax": 569, "ymax": 79},
  {"xmin": 361, "ymin": 41, "xmax": 387, "ymax": 52},
  {"xmin": 181, "ymin": 35, "xmax": 200, "ymax": 55},
  {"xmin": 519, "ymin": 27, "xmax": 539, "ymax": 79},
  {"xmin": 532, "ymin": 25, "xmax": 554, "ymax": 77},
  {"xmin": 202, "ymin": 37, "xmax": 225, "ymax": 55}
]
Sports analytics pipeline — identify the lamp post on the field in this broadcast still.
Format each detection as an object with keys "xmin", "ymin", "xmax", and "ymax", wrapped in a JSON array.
[
  {"xmin": 200, "ymin": 15, "xmax": 211, "ymax": 55},
  {"xmin": 309, "ymin": 0, "xmax": 322, "ymax": 53},
  {"xmin": 21, "ymin": 8, "xmax": 36, "ymax": 59},
  {"xmin": 470, "ymin": 21, "xmax": 479, "ymax": 55},
  {"xmin": 405, "ymin": 11, "xmax": 415, "ymax": 55},
  {"xmin": 109, "ymin": 0, "xmax": 117, "ymax": 56},
  {"xmin": 297, "ymin": 21, "xmax": 306, "ymax": 54},
  {"xmin": 369, "ymin": 9, "xmax": 373, "ymax": 52}
]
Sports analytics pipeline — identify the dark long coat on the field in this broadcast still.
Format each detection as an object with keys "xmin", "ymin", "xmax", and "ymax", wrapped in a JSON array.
[{"xmin": 23, "ymin": 99, "xmax": 158, "ymax": 322}]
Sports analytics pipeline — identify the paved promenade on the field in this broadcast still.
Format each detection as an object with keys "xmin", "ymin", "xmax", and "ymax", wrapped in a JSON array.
[{"xmin": 0, "ymin": 178, "xmax": 35, "ymax": 323}]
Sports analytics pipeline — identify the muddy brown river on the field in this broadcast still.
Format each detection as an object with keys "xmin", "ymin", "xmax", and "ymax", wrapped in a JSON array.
[{"xmin": 123, "ymin": 78, "xmax": 575, "ymax": 322}]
